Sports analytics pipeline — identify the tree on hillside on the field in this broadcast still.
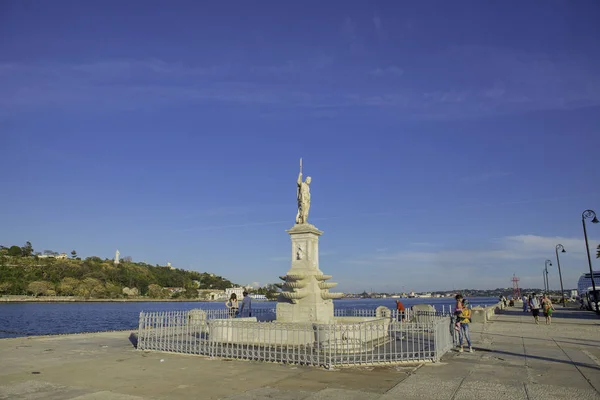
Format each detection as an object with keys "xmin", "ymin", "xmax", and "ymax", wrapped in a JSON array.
[
  {"xmin": 76, "ymin": 277, "xmax": 106, "ymax": 298},
  {"xmin": 71, "ymin": 250, "xmax": 77, "ymax": 259},
  {"xmin": 8, "ymin": 246, "xmax": 22, "ymax": 257},
  {"xmin": 58, "ymin": 277, "xmax": 81, "ymax": 296},
  {"xmin": 1, "ymin": 257, "xmax": 236, "ymax": 297},
  {"xmin": 21, "ymin": 241, "xmax": 33, "ymax": 257},
  {"xmin": 253, "ymin": 283, "xmax": 280, "ymax": 299},
  {"xmin": 148, "ymin": 284, "xmax": 166, "ymax": 299},
  {"xmin": 27, "ymin": 281, "xmax": 53, "ymax": 297},
  {"xmin": 105, "ymin": 282, "xmax": 122, "ymax": 298},
  {"xmin": 0, "ymin": 282, "xmax": 11, "ymax": 295}
]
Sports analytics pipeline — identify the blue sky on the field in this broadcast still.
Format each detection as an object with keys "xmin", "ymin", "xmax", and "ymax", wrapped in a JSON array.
[{"xmin": 1, "ymin": 1, "xmax": 599, "ymax": 292}]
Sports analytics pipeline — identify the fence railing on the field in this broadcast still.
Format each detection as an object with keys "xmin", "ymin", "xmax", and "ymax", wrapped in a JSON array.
[{"xmin": 137, "ymin": 308, "xmax": 453, "ymax": 367}]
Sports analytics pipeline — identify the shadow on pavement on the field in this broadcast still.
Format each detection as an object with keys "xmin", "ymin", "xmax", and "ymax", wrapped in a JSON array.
[
  {"xmin": 482, "ymin": 332, "xmax": 600, "ymax": 348},
  {"xmin": 476, "ymin": 348, "xmax": 600, "ymax": 371},
  {"xmin": 498, "ymin": 308, "xmax": 600, "ymax": 320}
]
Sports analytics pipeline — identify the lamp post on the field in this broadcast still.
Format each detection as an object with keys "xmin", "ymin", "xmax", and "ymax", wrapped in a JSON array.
[
  {"xmin": 555, "ymin": 244, "xmax": 566, "ymax": 307},
  {"xmin": 542, "ymin": 269, "xmax": 546, "ymax": 293},
  {"xmin": 582, "ymin": 209, "xmax": 599, "ymax": 314},
  {"xmin": 544, "ymin": 260, "xmax": 552, "ymax": 293}
]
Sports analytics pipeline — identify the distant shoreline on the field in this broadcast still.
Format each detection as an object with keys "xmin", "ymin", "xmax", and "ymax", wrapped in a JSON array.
[
  {"xmin": 0, "ymin": 296, "xmax": 220, "ymax": 303},
  {"xmin": 0, "ymin": 295, "xmax": 499, "ymax": 304}
]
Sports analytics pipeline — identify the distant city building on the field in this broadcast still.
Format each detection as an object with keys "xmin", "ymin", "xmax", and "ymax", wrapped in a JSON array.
[
  {"xmin": 161, "ymin": 262, "xmax": 175, "ymax": 270},
  {"xmin": 225, "ymin": 287, "xmax": 245, "ymax": 299},
  {"xmin": 38, "ymin": 253, "xmax": 68, "ymax": 259},
  {"xmin": 163, "ymin": 287, "xmax": 185, "ymax": 296},
  {"xmin": 197, "ymin": 289, "xmax": 225, "ymax": 300}
]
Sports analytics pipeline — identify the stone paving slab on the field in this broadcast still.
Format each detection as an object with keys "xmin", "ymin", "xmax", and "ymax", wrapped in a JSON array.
[
  {"xmin": 454, "ymin": 381, "xmax": 527, "ymax": 400},
  {"xmin": 304, "ymin": 388, "xmax": 381, "ymax": 400},
  {"xmin": 525, "ymin": 383, "xmax": 600, "ymax": 400},
  {"xmin": 222, "ymin": 387, "xmax": 312, "ymax": 400}
]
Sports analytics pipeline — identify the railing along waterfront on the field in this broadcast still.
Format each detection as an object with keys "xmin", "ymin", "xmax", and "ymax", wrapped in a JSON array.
[{"xmin": 137, "ymin": 308, "xmax": 453, "ymax": 367}]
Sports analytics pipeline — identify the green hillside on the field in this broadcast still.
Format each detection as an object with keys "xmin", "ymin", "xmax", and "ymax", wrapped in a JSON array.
[{"xmin": 0, "ymin": 244, "xmax": 234, "ymax": 298}]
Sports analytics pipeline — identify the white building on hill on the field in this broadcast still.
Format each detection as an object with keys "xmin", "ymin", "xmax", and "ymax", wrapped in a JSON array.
[{"xmin": 225, "ymin": 287, "xmax": 245, "ymax": 299}]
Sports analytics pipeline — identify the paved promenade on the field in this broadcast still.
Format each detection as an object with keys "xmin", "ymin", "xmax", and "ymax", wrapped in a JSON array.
[{"xmin": 1, "ymin": 307, "xmax": 599, "ymax": 400}]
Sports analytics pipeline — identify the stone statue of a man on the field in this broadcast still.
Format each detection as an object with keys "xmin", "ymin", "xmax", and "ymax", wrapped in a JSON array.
[{"xmin": 296, "ymin": 171, "xmax": 311, "ymax": 224}]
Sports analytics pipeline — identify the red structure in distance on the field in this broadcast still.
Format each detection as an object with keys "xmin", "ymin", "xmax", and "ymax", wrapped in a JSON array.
[{"xmin": 512, "ymin": 274, "xmax": 521, "ymax": 299}]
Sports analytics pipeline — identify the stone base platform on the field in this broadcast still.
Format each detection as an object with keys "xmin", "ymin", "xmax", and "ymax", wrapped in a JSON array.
[{"xmin": 208, "ymin": 316, "xmax": 390, "ymax": 350}]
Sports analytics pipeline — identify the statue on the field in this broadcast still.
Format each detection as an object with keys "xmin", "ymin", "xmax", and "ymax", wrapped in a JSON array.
[
  {"xmin": 296, "ymin": 158, "xmax": 311, "ymax": 224},
  {"xmin": 296, "ymin": 246, "xmax": 303, "ymax": 260},
  {"xmin": 114, "ymin": 249, "xmax": 120, "ymax": 264}
]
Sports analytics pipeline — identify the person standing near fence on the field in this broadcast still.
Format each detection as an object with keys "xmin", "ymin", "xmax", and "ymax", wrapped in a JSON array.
[
  {"xmin": 239, "ymin": 291, "xmax": 252, "ymax": 317},
  {"xmin": 395, "ymin": 300, "xmax": 406, "ymax": 321},
  {"xmin": 522, "ymin": 294, "xmax": 529, "ymax": 313},
  {"xmin": 225, "ymin": 293, "xmax": 238, "ymax": 318},
  {"xmin": 458, "ymin": 304, "xmax": 473, "ymax": 353},
  {"xmin": 453, "ymin": 294, "xmax": 464, "ymax": 343}
]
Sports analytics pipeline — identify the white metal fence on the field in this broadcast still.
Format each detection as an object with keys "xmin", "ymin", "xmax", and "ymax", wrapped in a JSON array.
[{"xmin": 137, "ymin": 308, "xmax": 454, "ymax": 367}]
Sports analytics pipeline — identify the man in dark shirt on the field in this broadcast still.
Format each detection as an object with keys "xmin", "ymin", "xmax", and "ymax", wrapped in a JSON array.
[{"xmin": 239, "ymin": 291, "xmax": 252, "ymax": 317}]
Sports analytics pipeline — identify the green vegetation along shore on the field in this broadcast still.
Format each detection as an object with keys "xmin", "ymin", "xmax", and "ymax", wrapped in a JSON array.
[{"xmin": 0, "ymin": 242, "xmax": 234, "ymax": 299}]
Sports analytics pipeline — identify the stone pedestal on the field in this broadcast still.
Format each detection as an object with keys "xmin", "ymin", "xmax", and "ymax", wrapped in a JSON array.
[{"xmin": 276, "ymin": 223, "xmax": 343, "ymax": 323}]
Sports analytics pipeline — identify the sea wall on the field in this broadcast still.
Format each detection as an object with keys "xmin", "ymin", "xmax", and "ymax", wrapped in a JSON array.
[{"xmin": 470, "ymin": 301, "xmax": 503, "ymax": 323}]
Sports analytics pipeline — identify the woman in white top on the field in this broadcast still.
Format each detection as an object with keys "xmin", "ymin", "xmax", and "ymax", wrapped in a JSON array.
[{"xmin": 226, "ymin": 293, "xmax": 239, "ymax": 318}]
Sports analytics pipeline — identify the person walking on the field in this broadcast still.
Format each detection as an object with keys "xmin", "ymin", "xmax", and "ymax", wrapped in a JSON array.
[
  {"xmin": 542, "ymin": 294, "xmax": 555, "ymax": 325},
  {"xmin": 522, "ymin": 295, "xmax": 529, "ymax": 313},
  {"xmin": 239, "ymin": 291, "xmax": 252, "ymax": 318},
  {"xmin": 225, "ymin": 293, "xmax": 239, "ymax": 318},
  {"xmin": 530, "ymin": 293, "xmax": 541, "ymax": 324}
]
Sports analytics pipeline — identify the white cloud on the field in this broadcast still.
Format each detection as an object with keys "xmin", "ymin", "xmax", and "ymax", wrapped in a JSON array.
[
  {"xmin": 3, "ymin": 44, "xmax": 600, "ymax": 119},
  {"xmin": 372, "ymin": 14, "xmax": 385, "ymax": 40},
  {"xmin": 376, "ymin": 235, "xmax": 595, "ymax": 263},
  {"xmin": 371, "ymin": 66, "xmax": 403, "ymax": 76},
  {"xmin": 342, "ymin": 234, "xmax": 600, "ymax": 291},
  {"xmin": 460, "ymin": 172, "xmax": 511, "ymax": 184}
]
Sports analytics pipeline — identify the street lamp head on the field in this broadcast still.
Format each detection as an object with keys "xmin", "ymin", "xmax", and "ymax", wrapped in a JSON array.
[
  {"xmin": 561, "ymin": 248, "xmax": 566, "ymax": 253},
  {"xmin": 582, "ymin": 209, "xmax": 597, "ymax": 223},
  {"xmin": 556, "ymin": 244, "xmax": 565, "ymax": 253}
]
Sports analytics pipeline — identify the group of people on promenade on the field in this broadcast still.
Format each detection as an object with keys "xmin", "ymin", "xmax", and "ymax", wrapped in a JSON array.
[
  {"xmin": 225, "ymin": 291, "xmax": 253, "ymax": 318},
  {"xmin": 522, "ymin": 293, "xmax": 555, "ymax": 324}
]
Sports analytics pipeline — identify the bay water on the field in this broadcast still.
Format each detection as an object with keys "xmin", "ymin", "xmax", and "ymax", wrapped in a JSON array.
[{"xmin": 0, "ymin": 297, "xmax": 500, "ymax": 338}]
